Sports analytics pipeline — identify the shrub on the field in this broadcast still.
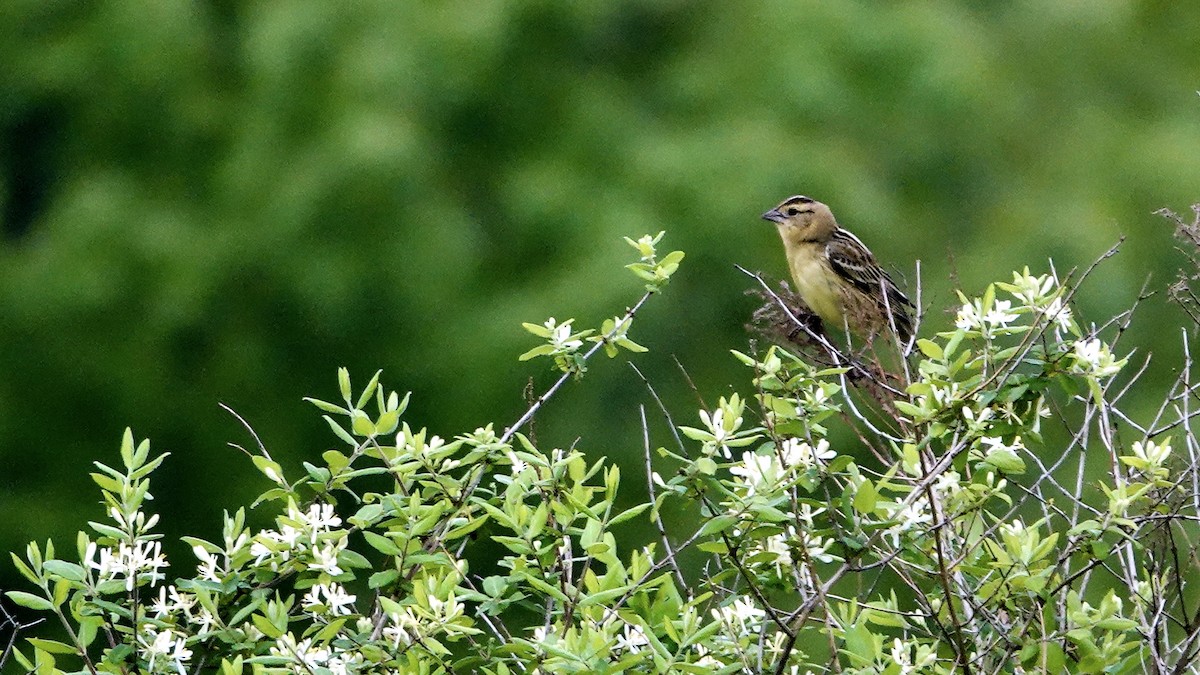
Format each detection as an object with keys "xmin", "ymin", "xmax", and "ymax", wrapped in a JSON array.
[{"xmin": 6, "ymin": 228, "xmax": 1200, "ymax": 674}]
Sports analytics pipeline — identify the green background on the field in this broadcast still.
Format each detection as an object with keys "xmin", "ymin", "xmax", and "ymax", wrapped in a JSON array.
[{"xmin": 1, "ymin": 0, "xmax": 1198, "ymax": 622}]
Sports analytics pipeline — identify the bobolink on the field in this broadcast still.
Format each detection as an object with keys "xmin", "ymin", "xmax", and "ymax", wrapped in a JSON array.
[{"xmin": 761, "ymin": 195, "xmax": 913, "ymax": 342}]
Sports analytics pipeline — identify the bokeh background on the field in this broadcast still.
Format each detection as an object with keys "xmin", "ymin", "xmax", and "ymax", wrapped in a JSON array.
[{"xmin": 2, "ymin": 0, "xmax": 1199, "ymax": 628}]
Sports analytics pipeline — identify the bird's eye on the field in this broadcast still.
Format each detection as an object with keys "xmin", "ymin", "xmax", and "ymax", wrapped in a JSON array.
[{"xmin": 785, "ymin": 207, "xmax": 799, "ymax": 216}]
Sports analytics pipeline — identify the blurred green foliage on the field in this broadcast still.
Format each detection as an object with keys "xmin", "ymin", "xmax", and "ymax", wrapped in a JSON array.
[{"xmin": 1, "ymin": 0, "xmax": 1199, "ymax": 599}]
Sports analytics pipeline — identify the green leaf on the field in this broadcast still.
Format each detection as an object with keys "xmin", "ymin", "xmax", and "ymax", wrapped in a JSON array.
[
  {"xmin": 252, "ymin": 613, "xmax": 283, "ymax": 639},
  {"xmin": 5, "ymin": 591, "xmax": 53, "ymax": 611},
  {"xmin": 916, "ymin": 339, "xmax": 943, "ymax": 360},
  {"xmin": 88, "ymin": 472, "xmax": 123, "ymax": 494},
  {"xmin": 609, "ymin": 503, "xmax": 650, "ymax": 526},
  {"xmin": 323, "ymin": 415, "xmax": 358, "ymax": 446},
  {"xmin": 304, "ymin": 397, "xmax": 349, "ymax": 415},
  {"xmin": 26, "ymin": 639, "xmax": 77, "ymax": 655},
  {"xmin": 41, "ymin": 560, "xmax": 84, "ymax": 582},
  {"xmin": 852, "ymin": 480, "xmax": 877, "ymax": 514},
  {"xmin": 355, "ymin": 370, "xmax": 382, "ymax": 410},
  {"xmin": 578, "ymin": 586, "xmax": 633, "ymax": 607},
  {"xmin": 443, "ymin": 515, "xmax": 489, "ymax": 541},
  {"xmin": 338, "ymin": 367, "xmax": 352, "ymax": 403},
  {"xmin": 351, "ymin": 410, "xmax": 376, "ymax": 436},
  {"xmin": 369, "ymin": 570, "xmax": 400, "ymax": 589},
  {"xmin": 521, "ymin": 322, "xmax": 552, "ymax": 338},
  {"xmin": 375, "ymin": 410, "xmax": 400, "ymax": 435},
  {"xmin": 362, "ymin": 531, "xmax": 402, "ymax": 556},
  {"xmin": 251, "ymin": 455, "xmax": 285, "ymax": 485},
  {"xmin": 698, "ymin": 514, "xmax": 738, "ymax": 538},
  {"xmin": 10, "ymin": 554, "xmax": 40, "ymax": 584},
  {"xmin": 518, "ymin": 344, "xmax": 556, "ymax": 361}
]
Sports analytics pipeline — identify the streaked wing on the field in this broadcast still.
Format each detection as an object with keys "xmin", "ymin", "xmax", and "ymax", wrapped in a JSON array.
[
  {"xmin": 827, "ymin": 228, "xmax": 915, "ymax": 338},
  {"xmin": 826, "ymin": 230, "xmax": 892, "ymax": 297}
]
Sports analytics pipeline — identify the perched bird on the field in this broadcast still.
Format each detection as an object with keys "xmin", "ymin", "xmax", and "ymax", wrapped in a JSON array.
[{"xmin": 761, "ymin": 195, "xmax": 913, "ymax": 342}]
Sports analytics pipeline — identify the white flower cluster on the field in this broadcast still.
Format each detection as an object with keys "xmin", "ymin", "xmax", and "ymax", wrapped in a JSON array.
[
  {"xmin": 86, "ymin": 535, "xmax": 168, "ymax": 592},
  {"xmin": 680, "ymin": 394, "xmax": 760, "ymax": 459},
  {"xmin": 150, "ymin": 585, "xmax": 218, "ymax": 634},
  {"xmin": 883, "ymin": 469, "xmax": 964, "ymax": 548},
  {"xmin": 250, "ymin": 502, "xmax": 347, "ymax": 575},
  {"xmin": 543, "ymin": 317, "xmax": 583, "ymax": 352},
  {"xmin": 1070, "ymin": 338, "xmax": 1124, "ymax": 378},
  {"xmin": 711, "ymin": 596, "xmax": 766, "ymax": 639},
  {"xmin": 955, "ymin": 298, "xmax": 1019, "ymax": 334},
  {"xmin": 302, "ymin": 582, "xmax": 358, "ymax": 618},
  {"xmin": 270, "ymin": 632, "xmax": 363, "ymax": 675},
  {"xmin": 382, "ymin": 576, "xmax": 467, "ymax": 647},
  {"xmin": 955, "ymin": 269, "xmax": 1075, "ymax": 338},
  {"xmin": 729, "ymin": 438, "xmax": 835, "ymax": 496},
  {"xmin": 138, "ymin": 626, "xmax": 192, "ymax": 674},
  {"xmin": 755, "ymin": 522, "xmax": 839, "ymax": 579}
]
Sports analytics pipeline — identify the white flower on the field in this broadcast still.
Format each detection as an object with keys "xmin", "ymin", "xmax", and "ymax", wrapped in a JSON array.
[
  {"xmin": 1130, "ymin": 438, "xmax": 1172, "ymax": 468},
  {"xmin": 803, "ymin": 533, "xmax": 837, "ymax": 564},
  {"xmin": 983, "ymin": 300, "xmax": 1019, "ymax": 328},
  {"xmin": 614, "ymin": 622, "xmax": 650, "ymax": 654},
  {"xmin": 699, "ymin": 408, "xmax": 739, "ymax": 458},
  {"xmin": 779, "ymin": 437, "xmax": 835, "ymax": 470},
  {"xmin": 309, "ymin": 541, "xmax": 346, "ymax": 576},
  {"xmin": 191, "ymin": 607, "xmax": 217, "ymax": 634},
  {"xmin": 762, "ymin": 532, "xmax": 793, "ymax": 571},
  {"xmin": 506, "ymin": 450, "xmax": 529, "ymax": 476},
  {"xmin": 300, "ymin": 503, "xmax": 343, "ymax": 535},
  {"xmin": 712, "ymin": 596, "xmax": 765, "ymax": 638},
  {"xmin": 302, "ymin": 582, "xmax": 358, "ymax": 618},
  {"xmin": 382, "ymin": 608, "xmax": 420, "ymax": 647},
  {"xmin": 139, "ymin": 627, "xmax": 191, "ymax": 674},
  {"xmin": 980, "ymin": 435, "xmax": 1024, "ymax": 454},
  {"xmin": 1072, "ymin": 338, "xmax": 1123, "ymax": 378},
  {"xmin": 1043, "ymin": 296, "xmax": 1072, "ymax": 331},
  {"xmin": 1008, "ymin": 268, "xmax": 1057, "ymax": 305},
  {"xmin": 890, "ymin": 638, "xmax": 913, "ymax": 673},
  {"xmin": 933, "ymin": 470, "xmax": 961, "ymax": 498},
  {"xmin": 932, "ymin": 382, "xmax": 960, "ymax": 407},
  {"xmin": 270, "ymin": 633, "xmax": 332, "ymax": 672},
  {"xmin": 545, "ymin": 317, "xmax": 583, "ymax": 351},
  {"xmin": 955, "ymin": 300, "xmax": 983, "ymax": 331},
  {"xmin": 192, "ymin": 545, "xmax": 221, "ymax": 582},
  {"xmin": 796, "ymin": 503, "xmax": 826, "ymax": 528},
  {"xmin": 86, "ymin": 540, "xmax": 168, "ymax": 591},
  {"xmin": 730, "ymin": 451, "xmax": 785, "ymax": 495},
  {"xmin": 150, "ymin": 586, "xmax": 173, "ymax": 617},
  {"xmin": 885, "ymin": 499, "xmax": 933, "ymax": 547}
]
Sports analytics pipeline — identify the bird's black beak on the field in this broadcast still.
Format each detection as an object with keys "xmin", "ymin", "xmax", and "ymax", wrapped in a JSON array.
[{"xmin": 761, "ymin": 208, "xmax": 785, "ymax": 224}]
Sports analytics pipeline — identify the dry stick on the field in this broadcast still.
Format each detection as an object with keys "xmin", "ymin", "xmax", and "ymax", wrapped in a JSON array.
[
  {"xmin": 735, "ymin": 264, "xmax": 906, "ymax": 399},
  {"xmin": 0, "ymin": 606, "xmax": 43, "ymax": 673},
  {"xmin": 734, "ymin": 266, "xmax": 912, "ymax": 446},
  {"xmin": 638, "ymin": 404, "xmax": 687, "ymax": 590},
  {"xmin": 1185, "ymin": 330, "xmax": 1200, "ymax": 518},
  {"xmin": 738, "ymin": 264, "xmax": 909, "ymax": 447},
  {"xmin": 219, "ymin": 402, "xmax": 272, "ymax": 459}
]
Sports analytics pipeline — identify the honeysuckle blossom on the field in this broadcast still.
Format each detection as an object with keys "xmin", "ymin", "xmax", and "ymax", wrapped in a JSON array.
[{"xmin": 1071, "ymin": 338, "xmax": 1124, "ymax": 378}]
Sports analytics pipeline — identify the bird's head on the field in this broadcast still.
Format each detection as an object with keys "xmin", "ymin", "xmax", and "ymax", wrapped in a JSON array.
[{"xmin": 761, "ymin": 195, "xmax": 837, "ymax": 243}]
